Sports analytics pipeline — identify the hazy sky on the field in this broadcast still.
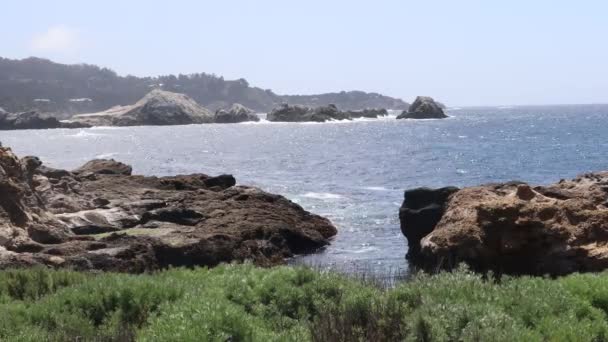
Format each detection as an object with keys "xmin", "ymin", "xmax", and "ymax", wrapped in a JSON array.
[{"xmin": 2, "ymin": 0, "xmax": 608, "ymax": 106}]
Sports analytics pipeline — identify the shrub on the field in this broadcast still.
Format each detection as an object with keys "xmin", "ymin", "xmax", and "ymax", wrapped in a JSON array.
[{"xmin": 1, "ymin": 265, "xmax": 608, "ymax": 341}]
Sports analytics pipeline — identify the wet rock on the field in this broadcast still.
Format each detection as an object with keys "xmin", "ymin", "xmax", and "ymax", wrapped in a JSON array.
[{"xmin": 399, "ymin": 187, "xmax": 459, "ymax": 260}]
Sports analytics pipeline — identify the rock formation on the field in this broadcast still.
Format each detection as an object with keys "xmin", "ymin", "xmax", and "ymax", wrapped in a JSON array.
[
  {"xmin": 69, "ymin": 90, "xmax": 214, "ymax": 127},
  {"xmin": 0, "ymin": 146, "xmax": 337, "ymax": 272},
  {"xmin": 0, "ymin": 110, "xmax": 89, "ymax": 130},
  {"xmin": 401, "ymin": 174, "xmax": 608, "ymax": 275},
  {"xmin": 214, "ymin": 104, "xmax": 260, "ymax": 123},
  {"xmin": 346, "ymin": 108, "xmax": 389, "ymax": 119},
  {"xmin": 397, "ymin": 96, "xmax": 447, "ymax": 119},
  {"xmin": 267, "ymin": 104, "xmax": 355, "ymax": 122}
]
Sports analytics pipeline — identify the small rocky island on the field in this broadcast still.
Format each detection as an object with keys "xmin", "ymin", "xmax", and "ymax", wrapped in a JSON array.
[
  {"xmin": 400, "ymin": 173, "xmax": 608, "ymax": 275},
  {"xmin": 0, "ymin": 108, "xmax": 89, "ymax": 130},
  {"xmin": 69, "ymin": 89, "xmax": 216, "ymax": 127},
  {"xmin": 0, "ymin": 146, "xmax": 336, "ymax": 271},
  {"xmin": 267, "ymin": 104, "xmax": 388, "ymax": 122},
  {"xmin": 214, "ymin": 103, "xmax": 259, "ymax": 123},
  {"xmin": 397, "ymin": 96, "xmax": 447, "ymax": 119}
]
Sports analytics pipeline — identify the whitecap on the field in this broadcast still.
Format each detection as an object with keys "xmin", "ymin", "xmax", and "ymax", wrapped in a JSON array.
[
  {"xmin": 301, "ymin": 192, "xmax": 344, "ymax": 200},
  {"xmin": 95, "ymin": 152, "xmax": 118, "ymax": 159},
  {"xmin": 67, "ymin": 130, "xmax": 105, "ymax": 138},
  {"xmin": 363, "ymin": 186, "xmax": 389, "ymax": 191}
]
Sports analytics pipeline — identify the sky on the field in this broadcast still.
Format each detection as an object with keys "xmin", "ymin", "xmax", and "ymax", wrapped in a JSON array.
[{"xmin": 2, "ymin": 0, "xmax": 608, "ymax": 106}]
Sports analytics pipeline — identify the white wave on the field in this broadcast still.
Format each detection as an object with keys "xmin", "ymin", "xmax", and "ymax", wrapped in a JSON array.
[
  {"xmin": 67, "ymin": 130, "xmax": 105, "ymax": 138},
  {"xmin": 456, "ymin": 169, "xmax": 468, "ymax": 174},
  {"xmin": 95, "ymin": 152, "xmax": 118, "ymax": 159},
  {"xmin": 301, "ymin": 192, "xmax": 344, "ymax": 200},
  {"xmin": 335, "ymin": 246, "xmax": 379, "ymax": 254},
  {"xmin": 363, "ymin": 186, "xmax": 389, "ymax": 191}
]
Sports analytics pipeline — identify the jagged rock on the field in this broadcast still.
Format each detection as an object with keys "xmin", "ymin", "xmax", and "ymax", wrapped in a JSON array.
[
  {"xmin": 267, "ymin": 104, "xmax": 351, "ymax": 122},
  {"xmin": 397, "ymin": 96, "xmax": 447, "ymax": 119},
  {"xmin": 69, "ymin": 90, "xmax": 214, "ymax": 127},
  {"xmin": 214, "ymin": 104, "xmax": 259, "ymax": 123},
  {"xmin": 346, "ymin": 108, "xmax": 388, "ymax": 119},
  {"xmin": 401, "ymin": 173, "xmax": 608, "ymax": 275},
  {"xmin": 399, "ymin": 187, "xmax": 459, "ymax": 260},
  {"xmin": 0, "ymin": 146, "xmax": 337, "ymax": 272}
]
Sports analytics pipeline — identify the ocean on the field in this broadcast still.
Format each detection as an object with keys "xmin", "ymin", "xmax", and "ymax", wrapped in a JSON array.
[{"xmin": 3, "ymin": 105, "xmax": 608, "ymax": 278}]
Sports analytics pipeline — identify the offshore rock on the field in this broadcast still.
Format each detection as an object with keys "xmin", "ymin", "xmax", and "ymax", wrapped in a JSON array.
[
  {"xmin": 397, "ymin": 96, "xmax": 447, "ymax": 119},
  {"xmin": 69, "ymin": 90, "xmax": 214, "ymax": 127},
  {"xmin": 214, "ymin": 104, "xmax": 259, "ymax": 123}
]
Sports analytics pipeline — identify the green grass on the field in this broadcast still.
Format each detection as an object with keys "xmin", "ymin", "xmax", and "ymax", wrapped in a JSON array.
[{"xmin": 1, "ymin": 265, "xmax": 608, "ymax": 341}]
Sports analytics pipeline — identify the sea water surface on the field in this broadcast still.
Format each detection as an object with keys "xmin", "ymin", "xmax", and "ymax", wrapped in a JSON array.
[{"xmin": 2, "ymin": 105, "xmax": 608, "ymax": 278}]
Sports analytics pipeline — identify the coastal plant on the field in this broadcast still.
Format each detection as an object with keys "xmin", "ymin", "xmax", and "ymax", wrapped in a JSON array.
[{"xmin": 1, "ymin": 265, "xmax": 608, "ymax": 341}]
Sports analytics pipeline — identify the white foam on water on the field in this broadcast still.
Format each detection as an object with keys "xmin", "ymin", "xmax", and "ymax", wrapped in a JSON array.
[
  {"xmin": 363, "ymin": 186, "xmax": 389, "ymax": 191},
  {"xmin": 67, "ymin": 130, "xmax": 105, "ymax": 138},
  {"xmin": 95, "ymin": 152, "xmax": 118, "ymax": 159},
  {"xmin": 301, "ymin": 192, "xmax": 344, "ymax": 200}
]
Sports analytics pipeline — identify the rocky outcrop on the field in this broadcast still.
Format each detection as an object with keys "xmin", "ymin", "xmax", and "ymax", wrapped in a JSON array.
[
  {"xmin": 214, "ymin": 104, "xmax": 259, "ymax": 123},
  {"xmin": 399, "ymin": 187, "xmax": 459, "ymax": 260},
  {"xmin": 401, "ymin": 174, "xmax": 608, "ymax": 275},
  {"xmin": 69, "ymin": 90, "xmax": 214, "ymax": 127},
  {"xmin": 267, "ymin": 104, "xmax": 353, "ymax": 122},
  {"xmin": 346, "ymin": 108, "xmax": 388, "ymax": 119},
  {"xmin": 0, "ymin": 110, "xmax": 90, "ymax": 130},
  {"xmin": 397, "ymin": 96, "xmax": 447, "ymax": 119},
  {"xmin": 0, "ymin": 146, "xmax": 337, "ymax": 272}
]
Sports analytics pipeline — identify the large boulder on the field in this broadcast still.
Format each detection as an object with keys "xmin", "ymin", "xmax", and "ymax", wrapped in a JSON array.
[
  {"xmin": 397, "ymin": 96, "xmax": 447, "ymax": 119},
  {"xmin": 214, "ymin": 104, "xmax": 259, "ymax": 123},
  {"xmin": 0, "ymin": 146, "xmax": 337, "ymax": 272},
  {"xmin": 401, "ymin": 174, "xmax": 608, "ymax": 275},
  {"xmin": 267, "ymin": 104, "xmax": 351, "ymax": 122},
  {"xmin": 69, "ymin": 90, "xmax": 214, "ymax": 127}
]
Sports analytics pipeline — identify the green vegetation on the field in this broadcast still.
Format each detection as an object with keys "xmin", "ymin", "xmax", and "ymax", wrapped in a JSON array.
[{"xmin": 1, "ymin": 265, "xmax": 608, "ymax": 341}]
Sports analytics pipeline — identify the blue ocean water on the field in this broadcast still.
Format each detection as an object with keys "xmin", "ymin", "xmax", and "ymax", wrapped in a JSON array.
[{"xmin": 2, "ymin": 105, "xmax": 608, "ymax": 277}]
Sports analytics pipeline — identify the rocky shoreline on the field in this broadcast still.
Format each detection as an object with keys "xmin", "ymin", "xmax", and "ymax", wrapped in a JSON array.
[
  {"xmin": 401, "ymin": 173, "xmax": 608, "ymax": 276},
  {"xmin": 0, "ymin": 146, "xmax": 336, "ymax": 272}
]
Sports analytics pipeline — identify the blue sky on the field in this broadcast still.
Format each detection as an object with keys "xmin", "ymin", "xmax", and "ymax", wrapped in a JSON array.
[{"xmin": 2, "ymin": 0, "xmax": 608, "ymax": 106}]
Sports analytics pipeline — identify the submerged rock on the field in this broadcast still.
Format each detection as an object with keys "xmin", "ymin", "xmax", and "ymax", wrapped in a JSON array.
[
  {"xmin": 401, "ymin": 174, "xmax": 608, "ymax": 275},
  {"xmin": 397, "ymin": 96, "xmax": 447, "ymax": 119},
  {"xmin": 267, "ymin": 104, "xmax": 351, "ymax": 122},
  {"xmin": 69, "ymin": 90, "xmax": 214, "ymax": 127},
  {"xmin": 214, "ymin": 104, "xmax": 259, "ymax": 123},
  {"xmin": 0, "ymin": 146, "xmax": 337, "ymax": 272}
]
